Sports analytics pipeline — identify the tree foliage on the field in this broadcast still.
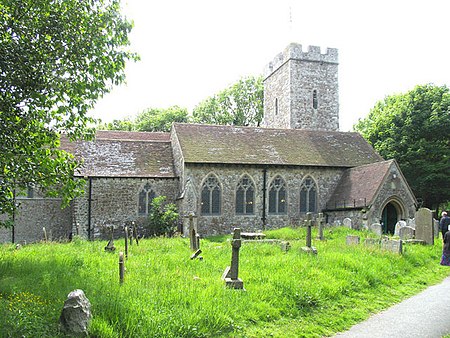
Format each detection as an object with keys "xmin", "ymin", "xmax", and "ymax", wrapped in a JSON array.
[
  {"xmin": 354, "ymin": 84, "xmax": 450, "ymax": 210},
  {"xmin": 192, "ymin": 75, "xmax": 263, "ymax": 126},
  {"xmin": 135, "ymin": 106, "xmax": 189, "ymax": 132},
  {"xmin": 0, "ymin": 0, "xmax": 137, "ymax": 223},
  {"xmin": 145, "ymin": 196, "xmax": 179, "ymax": 236}
]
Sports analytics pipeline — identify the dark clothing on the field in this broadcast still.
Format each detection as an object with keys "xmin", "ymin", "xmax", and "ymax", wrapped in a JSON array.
[
  {"xmin": 440, "ymin": 231, "xmax": 450, "ymax": 266},
  {"xmin": 440, "ymin": 215, "xmax": 450, "ymax": 239}
]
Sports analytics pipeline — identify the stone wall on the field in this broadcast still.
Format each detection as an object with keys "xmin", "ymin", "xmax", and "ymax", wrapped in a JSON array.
[
  {"xmin": 179, "ymin": 164, "xmax": 344, "ymax": 236},
  {"xmin": 73, "ymin": 177, "xmax": 179, "ymax": 239},
  {"xmin": 262, "ymin": 43, "xmax": 339, "ymax": 131},
  {"xmin": 0, "ymin": 198, "xmax": 72, "ymax": 243}
]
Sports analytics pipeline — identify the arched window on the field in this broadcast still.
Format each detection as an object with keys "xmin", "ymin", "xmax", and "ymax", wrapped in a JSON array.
[
  {"xmin": 300, "ymin": 177, "xmax": 317, "ymax": 213},
  {"xmin": 312, "ymin": 90, "xmax": 318, "ymax": 109},
  {"xmin": 201, "ymin": 174, "xmax": 221, "ymax": 215},
  {"xmin": 236, "ymin": 175, "xmax": 255, "ymax": 215},
  {"xmin": 138, "ymin": 183, "xmax": 156, "ymax": 215},
  {"xmin": 268, "ymin": 176, "xmax": 287, "ymax": 214}
]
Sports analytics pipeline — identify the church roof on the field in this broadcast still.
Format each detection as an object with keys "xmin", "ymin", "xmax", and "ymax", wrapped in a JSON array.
[
  {"xmin": 173, "ymin": 123, "xmax": 383, "ymax": 167},
  {"xmin": 61, "ymin": 131, "xmax": 176, "ymax": 178},
  {"xmin": 326, "ymin": 160, "xmax": 394, "ymax": 209}
]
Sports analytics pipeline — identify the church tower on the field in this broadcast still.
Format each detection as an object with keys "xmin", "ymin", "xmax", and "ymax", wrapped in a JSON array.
[{"xmin": 262, "ymin": 43, "xmax": 339, "ymax": 131}]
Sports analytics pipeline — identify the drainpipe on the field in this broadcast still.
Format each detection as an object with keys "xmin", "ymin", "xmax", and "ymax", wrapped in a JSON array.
[
  {"xmin": 87, "ymin": 177, "xmax": 92, "ymax": 240},
  {"xmin": 262, "ymin": 167, "xmax": 267, "ymax": 230}
]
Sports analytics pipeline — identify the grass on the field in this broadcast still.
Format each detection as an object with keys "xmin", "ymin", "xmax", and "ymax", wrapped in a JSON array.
[{"xmin": 0, "ymin": 226, "xmax": 448, "ymax": 337}]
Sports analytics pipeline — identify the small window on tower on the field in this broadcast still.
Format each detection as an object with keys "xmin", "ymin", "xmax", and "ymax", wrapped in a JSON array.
[
  {"xmin": 275, "ymin": 98, "xmax": 278, "ymax": 115},
  {"xmin": 312, "ymin": 90, "xmax": 318, "ymax": 109}
]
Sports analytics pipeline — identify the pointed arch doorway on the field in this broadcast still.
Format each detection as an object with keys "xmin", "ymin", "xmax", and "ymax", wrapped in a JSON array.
[{"xmin": 381, "ymin": 201, "xmax": 403, "ymax": 235}]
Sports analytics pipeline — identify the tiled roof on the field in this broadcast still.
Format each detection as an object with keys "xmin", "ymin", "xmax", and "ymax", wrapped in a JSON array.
[
  {"xmin": 173, "ymin": 123, "xmax": 383, "ymax": 167},
  {"xmin": 326, "ymin": 160, "xmax": 394, "ymax": 209},
  {"xmin": 60, "ymin": 131, "xmax": 175, "ymax": 178}
]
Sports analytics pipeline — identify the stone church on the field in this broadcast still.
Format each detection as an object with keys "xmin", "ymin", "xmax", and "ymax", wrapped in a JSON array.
[{"xmin": 0, "ymin": 43, "xmax": 418, "ymax": 243}]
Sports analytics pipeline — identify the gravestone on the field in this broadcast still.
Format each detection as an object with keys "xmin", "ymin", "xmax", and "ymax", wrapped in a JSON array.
[
  {"xmin": 364, "ymin": 238, "xmax": 380, "ymax": 246},
  {"xmin": 188, "ymin": 214, "xmax": 199, "ymax": 251},
  {"xmin": 343, "ymin": 218, "xmax": 352, "ymax": 228},
  {"xmin": 223, "ymin": 228, "xmax": 244, "ymax": 290},
  {"xmin": 280, "ymin": 241, "xmax": 291, "ymax": 252},
  {"xmin": 394, "ymin": 220, "xmax": 407, "ymax": 236},
  {"xmin": 415, "ymin": 208, "xmax": 434, "ymax": 245},
  {"xmin": 381, "ymin": 239, "xmax": 403, "ymax": 254},
  {"xmin": 302, "ymin": 212, "xmax": 317, "ymax": 254},
  {"xmin": 241, "ymin": 232, "xmax": 266, "ymax": 240},
  {"xmin": 346, "ymin": 235, "xmax": 360, "ymax": 245},
  {"xmin": 369, "ymin": 223, "xmax": 382, "ymax": 236},
  {"xmin": 434, "ymin": 219, "xmax": 440, "ymax": 239},
  {"xmin": 317, "ymin": 213, "xmax": 325, "ymax": 240},
  {"xmin": 399, "ymin": 226, "xmax": 415, "ymax": 240},
  {"xmin": 60, "ymin": 289, "xmax": 92, "ymax": 335}
]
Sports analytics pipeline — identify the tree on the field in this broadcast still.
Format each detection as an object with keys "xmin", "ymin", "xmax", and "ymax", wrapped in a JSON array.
[
  {"xmin": 354, "ymin": 84, "xmax": 450, "ymax": 211},
  {"xmin": 192, "ymin": 75, "xmax": 263, "ymax": 126},
  {"xmin": 135, "ymin": 105, "xmax": 189, "ymax": 132},
  {"xmin": 0, "ymin": 0, "xmax": 137, "ymax": 224},
  {"xmin": 146, "ymin": 196, "xmax": 179, "ymax": 236}
]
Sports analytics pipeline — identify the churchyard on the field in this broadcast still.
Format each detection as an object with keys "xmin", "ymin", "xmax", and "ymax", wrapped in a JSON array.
[{"xmin": 0, "ymin": 223, "xmax": 449, "ymax": 337}]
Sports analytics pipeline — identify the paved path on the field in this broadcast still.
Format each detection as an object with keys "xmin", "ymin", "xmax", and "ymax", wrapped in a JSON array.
[{"xmin": 334, "ymin": 276, "xmax": 450, "ymax": 338}]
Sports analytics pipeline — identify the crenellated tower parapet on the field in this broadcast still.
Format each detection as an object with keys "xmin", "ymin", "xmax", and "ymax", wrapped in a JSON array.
[
  {"xmin": 264, "ymin": 43, "xmax": 338, "ymax": 79},
  {"xmin": 262, "ymin": 42, "xmax": 339, "ymax": 131}
]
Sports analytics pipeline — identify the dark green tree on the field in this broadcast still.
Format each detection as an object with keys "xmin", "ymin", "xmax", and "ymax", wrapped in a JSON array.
[
  {"xmin": 355, "ymin": 84, "xmax": 450, "ymax": 211},
  {"xmin": 135, "ymin": 105, "xmax": 189, "ymax": 132},
  {"xmin": 192, "ymin": 75, "xmax": 263, "ymax": 126},
  {"xmin": 146, "ymin": 196, "xmax": 179, "ymax": 236},
  {"xmin": 0, "ymin": 0, "xmax": 137, "ymax": 224}
]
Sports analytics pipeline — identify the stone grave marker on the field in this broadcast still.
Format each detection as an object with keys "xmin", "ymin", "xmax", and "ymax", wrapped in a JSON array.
[
  {"xmin": 381, "ymin": 239, "xmax": 403, "ymax": 254},
  {"xmin": 222, "ymin": 228, "xmax": 244, "ymax": 290},
  {"xmin": 369, "ymin": 223, "xmax": 382, "ymax": 236},
  {"xmin": 394, "ymin": 220, "xmax": 407, "ymax": 236},
  {"xmin": 434, "ymin": 219, "xmax": 440, "ymax": 239},
  {"xmin": 364, "ymin": 238, "xmax": 380, "ymax": 246},
  {"xmin": 346, "ymin": 235, "xmax": 360, "ymax": 245},
  {"xmin": 281, "ymin": 241, "xmax": 291, "ymax": 252},
  {"xmin": 317, "ymin": 212, "xmax": 325, "ymax": 240},
  {"xmin": 343, "ymin": 218, "xmax": 352, "ymax": 228},
  {"xmin": 302, "ymin": 212, "xmax": 317, "ymax": 254},
  {"xmin": 415, "ymin": 208, "xmax": 434, "ymax": 245},
  {"xmin": 399, "ymin": 226, "xmax": 415, "ymax": 240},
  {"xmin": 60, "ymin": 289, "xmax": 92, "ymax": 336},
  {"xmin": 189, "ymin": 214, "xmax": 199, "ymax": 251}
]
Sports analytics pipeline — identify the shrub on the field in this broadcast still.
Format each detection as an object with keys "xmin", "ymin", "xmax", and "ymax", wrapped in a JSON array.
[{"xmin": 145, "ymin": 196, "xmax": 179, "ymax": 236}]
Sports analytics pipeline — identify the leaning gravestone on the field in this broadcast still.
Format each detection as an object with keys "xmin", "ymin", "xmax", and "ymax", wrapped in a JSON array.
[
  {"xmin": 346, "ymin": 235, "xmax": 360, "ymax": 245},
  {"xmin": 415, "ymin": 208, "xmax": 434, "ymax": 245},
  {"xmin": 60, "ymin": 289, "xmax": 92, "ymax": 335}
]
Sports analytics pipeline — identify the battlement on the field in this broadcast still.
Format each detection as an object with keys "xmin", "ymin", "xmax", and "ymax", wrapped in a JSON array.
[{"xmin": 264, "ymin": 43, "xmax": 338, "ymax": 79}]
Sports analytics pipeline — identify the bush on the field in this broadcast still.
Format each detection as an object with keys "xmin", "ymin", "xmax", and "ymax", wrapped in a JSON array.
[{"xmin": 145, "ymin": 196, "xmax": 179, "ymax": 236}]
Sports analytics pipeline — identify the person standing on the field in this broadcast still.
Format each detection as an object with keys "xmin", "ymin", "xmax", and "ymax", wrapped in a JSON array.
[
  {"xmin": 441, "ymin": 226, "xmax": 450, "ymax": 266},
  {"xmin": 439, "ymin": 211, "xmax": 450, "ymax": 240}
]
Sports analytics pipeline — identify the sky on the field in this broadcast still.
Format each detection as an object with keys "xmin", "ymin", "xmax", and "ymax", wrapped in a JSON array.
[{"xmin": 89, "ymin": 0, "xmax": 450, "ymax": 131}]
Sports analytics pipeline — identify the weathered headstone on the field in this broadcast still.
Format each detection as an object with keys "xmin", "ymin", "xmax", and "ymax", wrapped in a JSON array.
[
  {"xmin": 369, "ymin": 223, "xmax": 382, "ymax": 236},
  {"xmin": 119, "ymin": 252, "xmax": 124, "ymax": 284},
  {"xmin": 223, "ymin": 228, "xmax": 244, "ymax": 290},
  {"xmin": 415, "ymin": 208, "xmax": 434, "ymax": 245},
  {"xmin": 302, "ymin": 212, "xmax": 317, "ymax": 254},
  {"xmin": 394, "ymin": 220, "xmax": 407, "ymax": 236},
  {"xmin": 241, "ymin": 232, "xmax": 266, "ymax": 240},
  {"xmin": 59, "ymin": 289, "xmax": 92, "ymax": 336},
  {"xmin": 364, "ymin": 238, "xmax": 380, "ymax": 246},
  {"xmin": 346, "ymin": 235, "xmax": 360, "ymax": 245},
  {"xmin": 399, "ymin": 226, "xmax": 415, "ymax": 240},
  {"xmin": 317, "ymin": 212, "xmax": 325, "ymax": 240},
  {"xmin": 343, "ymin": 218, "xmax": 352, "ymax": 228},
  {"xmin": 434, "ymin": 219, "xmax": 440, "ymax": 239},
  {"xmin": 189, "ymin": 214, "xmax": 199, "ymax": 251},
  {"xmin": 381, "ymin": 239, "xmax": 403, "ymax": 254}
]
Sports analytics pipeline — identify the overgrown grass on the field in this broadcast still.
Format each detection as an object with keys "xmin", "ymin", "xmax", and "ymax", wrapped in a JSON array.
[{"xmin": 0, "ymin": 227, "xmax": 448, "ymax": 337}]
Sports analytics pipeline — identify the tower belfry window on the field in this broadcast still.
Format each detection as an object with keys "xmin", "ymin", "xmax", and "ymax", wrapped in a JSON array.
[{"xmin": 312, "ymin": 90, "xmax": 318, "ymax": 109}]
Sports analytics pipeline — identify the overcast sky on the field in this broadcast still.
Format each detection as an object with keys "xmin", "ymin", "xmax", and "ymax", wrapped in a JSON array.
[{"xmin": 89, "ymin": 0, "xmax": 450, "ymax": 131}]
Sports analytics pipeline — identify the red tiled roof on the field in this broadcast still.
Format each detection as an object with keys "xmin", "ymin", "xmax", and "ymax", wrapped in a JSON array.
[{"xmin": 173, "ymin": 123, "xmax": 383, "ymax": 167}]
